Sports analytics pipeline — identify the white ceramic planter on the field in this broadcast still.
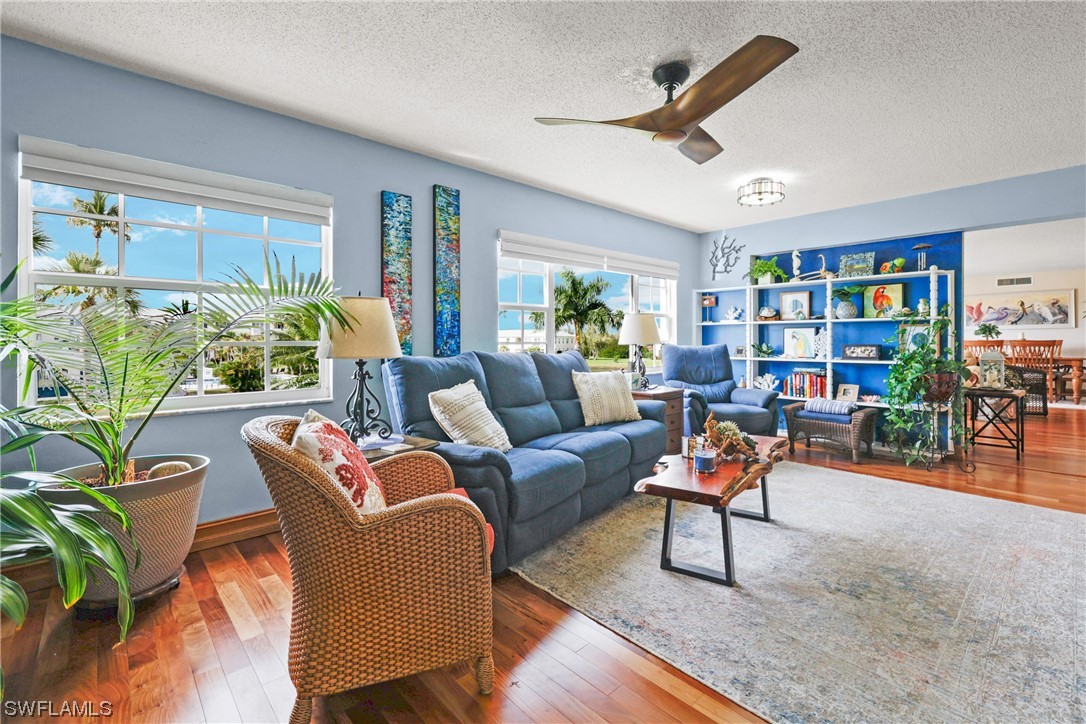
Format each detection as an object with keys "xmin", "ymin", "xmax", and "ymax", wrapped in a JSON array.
[{"xmin": 40, "ymin": 454, "xmax": 209, "ymax": 604}]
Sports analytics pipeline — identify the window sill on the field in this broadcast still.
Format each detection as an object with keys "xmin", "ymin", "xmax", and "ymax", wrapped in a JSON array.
[{"xmin": 152, "ymin": 395, "xmax": 334, "ymax": 418}]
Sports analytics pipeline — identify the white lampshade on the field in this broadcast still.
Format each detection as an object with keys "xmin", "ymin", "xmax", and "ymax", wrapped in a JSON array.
[
  {"xmin": 618, "ymin": 313, "xmax": 661, "ymax": 345},
  {"xmin": 319, "ymin": 296, "xmax": 403, "ymax": 360}
]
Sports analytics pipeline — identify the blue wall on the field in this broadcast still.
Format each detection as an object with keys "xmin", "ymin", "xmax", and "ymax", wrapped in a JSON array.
[
  {"xmin": 702, "ymin": 165, "xmax": 1086, "ymax": 287},
  {"xmin": 0, "ymin": 37, "xmax": 700, "ymax": 523}
]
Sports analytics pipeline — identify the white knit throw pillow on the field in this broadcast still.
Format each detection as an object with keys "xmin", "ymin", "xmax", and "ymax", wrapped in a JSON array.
[
  {"xmin": 428, "ymin": 380, "xmax": 512, "ymax": 452},
  {"xmin": 572, "ymin": 370, "xmax": 642, "ymax": 426}
]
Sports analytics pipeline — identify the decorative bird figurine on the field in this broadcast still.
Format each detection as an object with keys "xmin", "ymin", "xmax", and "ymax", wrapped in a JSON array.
[{"xmin": 871, "ymin": 286, "xmax": 894, "ymax": 317}]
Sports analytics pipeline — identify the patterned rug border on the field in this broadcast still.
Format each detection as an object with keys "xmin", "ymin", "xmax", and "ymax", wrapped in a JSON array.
[{"xmin": 510, "ymin": 460, "xmax": 1085, "ymax": 723}]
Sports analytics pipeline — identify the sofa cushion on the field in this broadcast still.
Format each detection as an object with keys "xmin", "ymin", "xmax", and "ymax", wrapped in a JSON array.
[
  {"xmin": 532, "ymin": 351, "xmax": 591, "ymax": 431},
  {"xmin": 804, "ymin": 398, "xmax": 858, "ymax": 415},
  {"xmin": 384, "ymin": 353, "xmax": 490, "ymax": 440},
  {"xmin": 504, "ymin": 448, "xmax": 585, "ymax": 522},
  {"xmin": 520, "ymin": 431, "xmax": 631, "ymax": 483},
  {"xmin": 706, "ymin": 402, "xmax": 774, "ymax": 433},
  {"xmin": 795, "ymin": 409, "xmax": 856, "ymax": 425},
  {"xmin": 475, "ymin": 352, "xmax": 561, "ymax": 446},
  {"xmin": 572, "ymin": 370, "xmax": 641, "ymax": 426},
  {"xmin": 428, "ymin": 380, "xmax": 512, "ymax": 452},
  {"xmin": 669, "ymin": 379, "xmax": 736, "ymax": 405},
  {"xmin": 574, "ymin": 419, "xmax": 665, "ymax": 464}
]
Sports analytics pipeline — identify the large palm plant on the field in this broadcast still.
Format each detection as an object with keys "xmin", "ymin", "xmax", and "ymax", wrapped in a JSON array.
[
  {"xmin": 530, "ymin": 269, "xmax": 622, "ymax": 351},
  {"xmin": 1, "ymin": 256, "xmax": 350, "ymax": 487}
]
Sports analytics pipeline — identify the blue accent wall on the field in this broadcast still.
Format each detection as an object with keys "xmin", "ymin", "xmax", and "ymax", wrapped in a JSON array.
[{"xmin": 0, "ymin": 37, "xmax": 700, "ymax": 523}]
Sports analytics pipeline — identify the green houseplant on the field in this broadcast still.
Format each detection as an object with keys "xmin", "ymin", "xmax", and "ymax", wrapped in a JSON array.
[
  {"xmin": 883, "ymin": 308, "xmax": 968, "ymax": 468},
  {"xmin": 0, "ymin": 257, "xmax": 350, "ymax": 603},
  {"xmin": 743, "ymin": 257, "xmax": 789, "ymax": 285},
  {"xmin": 831, "ymin": 284, "xmax": 865, "ymax": 320},
  {"xmin": 975, "ymin": 322, "xmax": 1001, "ymax": 340}
]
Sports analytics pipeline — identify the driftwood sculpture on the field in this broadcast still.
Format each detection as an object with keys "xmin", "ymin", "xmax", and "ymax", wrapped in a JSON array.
[{"xmin": 703, "ymin": 412, "xmax": 759, "ymax": 460}]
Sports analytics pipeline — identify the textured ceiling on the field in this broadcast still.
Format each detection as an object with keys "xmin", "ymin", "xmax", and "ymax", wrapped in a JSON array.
[{"xmin": 2, "ymin": 1, "xmax": 1084, "ymax": 233}]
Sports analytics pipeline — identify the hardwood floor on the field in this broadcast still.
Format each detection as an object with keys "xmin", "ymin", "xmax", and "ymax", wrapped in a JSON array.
[
  {"xmin": 2, "ymin": 408, "xmax": 1081, "ymax": 723},
  {"xmin": 787, "ymin": 406, "xmax": 1086, "ymax": 514}
]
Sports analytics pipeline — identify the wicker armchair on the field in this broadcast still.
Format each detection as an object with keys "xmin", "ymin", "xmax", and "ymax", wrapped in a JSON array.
[
  {"xmin": 1005, "ymin": 365, "xmax": 1049, "ymax": 416},
  {"xmin": 241, "ymin": 416, "xmax": 493, "ymax": 723},
  {"xmin": 783, "ymin": 402, "xmax": 879, "ymax": 464}
]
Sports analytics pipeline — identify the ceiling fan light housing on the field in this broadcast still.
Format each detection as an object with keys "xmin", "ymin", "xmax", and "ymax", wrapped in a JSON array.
[{"xmin": 737, "ymin": 177, "xmax": 785, "ymax": 206}]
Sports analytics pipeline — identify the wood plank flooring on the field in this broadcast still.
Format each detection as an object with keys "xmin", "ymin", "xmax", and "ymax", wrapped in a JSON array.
[{"xmin": 2, "ymin": 408, "xmax": 1082, "ymax": 722}]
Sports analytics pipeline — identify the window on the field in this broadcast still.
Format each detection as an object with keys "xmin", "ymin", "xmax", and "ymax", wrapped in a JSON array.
[
  {"xmin": 497, "ymin": 231, "xmax": 678, "ymax": 370},
  {"xmin": 18, "ymin": 137, "xmax": 333, "ymax": 411}
]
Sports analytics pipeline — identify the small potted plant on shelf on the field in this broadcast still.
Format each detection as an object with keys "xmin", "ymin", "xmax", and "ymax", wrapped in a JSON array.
[
  {"xmin": 744, "ymin": 257, "xmax": 789, "ymax": 286},
  {"xmin": 752, "ymin": 342, "xmax": 775, "ymax": 358},
  {"xmin": 831, "ymin": 285, "xmax": 865, "ymax": 319},
  {"xmin": 882, "ymin": 308, "xmax": 968, "ymax": 469},
  {"xmin": 0, "ymin": 257, "xmax": 350, "ymax": 608},
  {"xmin": 975, "ymin": 322, "xmax": 1001, "ymax": 340}
]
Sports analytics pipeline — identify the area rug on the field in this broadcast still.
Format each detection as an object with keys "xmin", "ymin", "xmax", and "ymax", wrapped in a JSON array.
[{"xmin": 512, "ymin": 461, "xmax": 1085, "ymax": 723}]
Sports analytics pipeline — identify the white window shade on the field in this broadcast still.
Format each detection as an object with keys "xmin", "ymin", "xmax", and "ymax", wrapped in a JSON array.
[
  {"xmin": 20, "ymin": 136, "xmax": 332, "ymax": 226},
  {"xmin": 498, "ymin": 229, "xmax": 679, "ymax": 280}
]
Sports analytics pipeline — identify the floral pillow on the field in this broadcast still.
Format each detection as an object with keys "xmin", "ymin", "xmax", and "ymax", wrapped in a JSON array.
[{"xmin": 291, "ymin": 410, "xmax": 387, "ymax": 514}]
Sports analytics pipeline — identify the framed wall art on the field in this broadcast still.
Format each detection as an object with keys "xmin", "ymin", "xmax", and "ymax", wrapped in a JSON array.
[
  {"xmin": 780, "ymin": 290, "xmax": 811, "ymax": 321},
  {"xmin": 964, "ymin": 288, "xmax": 1075, "ymax": 330},
  {"xmin": 863, "ymin": 283, "xmax": 903, "ymax": 318},
  {"xmin": 784, "ymin": 326, "xmax": 817, "ymax": 358},
  {"xmin": 838, "ymin": 252, "xmax": 875, "ymax": 278},
  {"xmin": 842, "ymin": 344, "xmax": 880, "ymax": 360},
  {"xmin": 433, "ymin": 184, "xmax": 461, "ymax": 357},
  {"xmin": 836, "ymin": 384, "xmax": 860, "ymax": 402},
  {"xmin": 381, "ymin": 190, "xmax": 413, "ymax": 355}
]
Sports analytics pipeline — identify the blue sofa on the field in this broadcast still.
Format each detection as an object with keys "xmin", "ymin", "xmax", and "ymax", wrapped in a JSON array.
[
  {"xmin": 383, "ymin": 351, "xmax": 667, "ymax": 573},
  {"xmin": 661, "ymin": 343, "xmax": 780, "ymax": 436}
]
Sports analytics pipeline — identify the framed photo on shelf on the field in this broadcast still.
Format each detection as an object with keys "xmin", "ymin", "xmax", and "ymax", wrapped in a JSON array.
[
  {"xmin": 701, "ymin": 294, "xmax": 718, "ymax": 308},
  {"xmin": 783, "ymin": 327, "xmax": 817, "ymax": 358},
  {"xmin": 836, "ymin": 384, "xmax": 860, "ymax": 402},
  {"xmin": 735, "ymin": 345, "xmax": 748, "ymax": 357},
  {"xmin": 863, "ymin": 283, "xmax": 904, "ymax": 318},
  {"xmin": 780, "ymin": 290, "xmax": 811, "ymax": 321},
  {"xmin": 838, "ymin": 252, "xmax": 875, "ymax": 278},
  {"xmin": 842, "ymin": 344, "xmax": 880, "ymax": 360}
]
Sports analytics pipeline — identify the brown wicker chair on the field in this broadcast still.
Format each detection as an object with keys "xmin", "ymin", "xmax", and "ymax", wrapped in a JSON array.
[
  {"xmin": 783, "ymin": 402, "xmax": 879, "ymax": 464},
  {"xmin": 241, "ymin": 416, "xmax": 493, "ymax": 723}
]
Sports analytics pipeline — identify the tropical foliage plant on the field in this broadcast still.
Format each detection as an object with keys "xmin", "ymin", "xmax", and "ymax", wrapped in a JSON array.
[
  {"xmin": 883, "ymin": 308, "xmax": 968, "ymax": 467},
  {"xmin": 975, "ymin": 322, "xmax": 1001, "ymax": 340},
  {"xmin": 743, "ymin": 256, "xmax": 789, "ymax": 283},
  {"xmin": 752, "ymin": 342, "xmax": 775, "ymax": 358},
  {"xmin": 831, "ymin": 284, "xmax": 866, "ymax": 302},
  {"xmin": 530, "ymin": 269, "xmax": 622, "ymax": 351},
  {"xmin": 0, "ymin": 256, "xmax": 350, "ymax": 487}
]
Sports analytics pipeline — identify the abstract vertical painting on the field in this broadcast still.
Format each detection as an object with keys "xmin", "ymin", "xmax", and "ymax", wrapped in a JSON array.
[
  {"xmin": 381, "ymin": 190, "xmax": 413, "ymax": 355},
  {"xmin": 433, "ymin": 185, "xmax": 461, "ymax": 357}
]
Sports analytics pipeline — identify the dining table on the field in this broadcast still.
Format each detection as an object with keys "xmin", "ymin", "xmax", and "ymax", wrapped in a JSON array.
[{"xmin": 1055, "ymin": 357, "xmax": 1084, "ymax": 404}]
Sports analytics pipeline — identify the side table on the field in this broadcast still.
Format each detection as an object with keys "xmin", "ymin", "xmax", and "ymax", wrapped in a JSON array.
[
  {"xmin": 361, "ymin": 434, "xmax": 439, "ymax": 462},
  {"xmin": 631, "ymin": 386, "xmax": 683, "ymax": 455},
  {"xmin": 964, "ymin": 388, "xmax": 1026, "ymax": 460}
]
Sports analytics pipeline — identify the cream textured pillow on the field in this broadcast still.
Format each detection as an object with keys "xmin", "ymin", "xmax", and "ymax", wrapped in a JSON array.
[
  {"xmin": 428, "ymin": 380, "xmax": 512, "ymax": 452},
  {"xmin": 572, "ymin": 370, "xmax": 642, "ymax": 426}
]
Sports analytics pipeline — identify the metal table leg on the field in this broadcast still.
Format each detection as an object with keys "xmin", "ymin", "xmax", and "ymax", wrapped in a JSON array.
[{"xmin": 660, "ymin": 498, "xmax": 734, "ymax": 586}]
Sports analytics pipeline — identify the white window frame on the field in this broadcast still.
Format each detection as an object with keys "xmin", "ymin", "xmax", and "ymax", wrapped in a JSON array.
[
  {"xmin": 497, "ymin": 236, "xmax": 677, "ymax": 364},
  {"xmin": 17, "ymin": 137, "xmax": 334, "ymax": 413}
]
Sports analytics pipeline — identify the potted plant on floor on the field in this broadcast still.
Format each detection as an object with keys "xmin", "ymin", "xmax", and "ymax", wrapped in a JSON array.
[
  {"xmin": 0, "ymin": 257, "xmax": 349, "ymax": 606},
  {"xmin": 883, "ymin": 308, "xmax": 968, "ymax": 468},
  {"xmin": 743, "ymin": 257, "xmax": 789, "ymax": 286}
]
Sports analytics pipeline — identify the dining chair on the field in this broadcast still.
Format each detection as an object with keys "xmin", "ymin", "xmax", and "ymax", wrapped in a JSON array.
[
  {"xmin": 963, "ymin": 339, "xmax": 1005, "ymax": 357},
  {"xmin": 1005, "ymin": 340, "xmax": 1063, "ymax": 403}
]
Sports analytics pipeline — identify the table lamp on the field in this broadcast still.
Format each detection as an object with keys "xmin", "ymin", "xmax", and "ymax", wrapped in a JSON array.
[
  {"xmin": 320, "ymin": 296, "xmax": 403, "ymax": 449},
  {"xmin": 618, "ymin": 313, "xmax": 661, "ymax": 389}
]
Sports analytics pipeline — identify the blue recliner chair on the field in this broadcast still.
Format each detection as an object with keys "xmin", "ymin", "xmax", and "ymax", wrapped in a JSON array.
[{"xmin": 661, "ymin": 343, "xmax": 780, "ymax": 436}]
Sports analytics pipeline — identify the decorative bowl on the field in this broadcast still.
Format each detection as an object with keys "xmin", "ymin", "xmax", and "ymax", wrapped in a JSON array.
[{"xmin": 860, "ymin": 394, "xmax": 881, "ymax": 402}]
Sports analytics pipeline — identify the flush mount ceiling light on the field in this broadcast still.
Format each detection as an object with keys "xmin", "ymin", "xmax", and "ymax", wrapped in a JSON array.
[{"xmin": 737, "ymin": 177, "xmax": 785, "ymax": 207}]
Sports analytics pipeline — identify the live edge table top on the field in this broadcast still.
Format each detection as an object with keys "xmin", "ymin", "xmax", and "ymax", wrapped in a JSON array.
[{"xmin": 634, "ymin": 436, "xmax": 788, "ymax": 508}]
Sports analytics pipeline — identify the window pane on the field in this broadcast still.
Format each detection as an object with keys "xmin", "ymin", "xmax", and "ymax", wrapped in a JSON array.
[
  {"xmin": 523, "ymin": 312, "xmax": 546, "ymax": 352},
  {"xmin": 125, "ymin": 224, "xmax": 197, "ymax": 281},
  {"xmin": 33, "ymin": 283, "xmax": 132, "ymax": 311},
  {"xmin": 204, "ymin": 291, "xmax": 265, "ymax": 341},
  {"xmin": 271, "ymin": 345, "xmax": 320, "ymax": 390},
  {"xmin": 204, "ymin": 233, "xmax": 265, "ymax": 282},
  {"xmin": 125, "ymin": 196, "xmax": 197, "ymax": 226},
  {"xmin": 498, "ymin": 310, "xmax": 522, "ymax": 352},
  {"xmin": 272, "ymin": 312, "xmax": 320, "ymax": 342},
  {"xmin": 522, "ymin": 273, "xmax": 545, "ymax": 305},
  {"xmin": 608, "ymin": 276, "xmax": 631, "ymax": 313},
  {"xmin": 522, "ymin": 260, "xmax": 545, "ymax": 275},
  {"xmin": 269, "ymin": 217, "xmax": 320, "ymax": 242},
  {"xmin": 31, "ymin": 182, "xmax": 116, "ymax": 213},
  {"xmin": 206, "ymin": 346, "xmax": 265, "ymax": 394},
  {"xmin": 203, "ymin": 207, "xmax": 263, "ymax": 235},
  {"xmin": 129, "ymin": 289, "xmax": 197, "ymax": 321},
  {"xmin": 270, "ymin": 241, "xmax": 320, "ymax": 277},
  {"xmin": 32, "ymin": 211, "xmax": 119, "ymax": 271},
  {"xmin": 498, "ymin": 270, "xmax": 518, "ymax": 303}
]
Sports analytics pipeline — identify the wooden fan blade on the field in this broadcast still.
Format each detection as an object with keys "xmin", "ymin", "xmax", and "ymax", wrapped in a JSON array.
[
  {"xmin": 677, "ymin": 126, "xmax": 723, "ymax": 165},
  {"xmin": 652, "ymin": 35, "xmax": 799, "ymax": 132},
  {"xmin": 534, "ymin": 117, "xmax": 657, "ymax": 138}
]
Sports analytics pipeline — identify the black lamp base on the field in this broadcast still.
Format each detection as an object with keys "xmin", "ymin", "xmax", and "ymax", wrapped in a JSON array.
[{"xmin": 341, "ymin": 359, "xmax": 396, "ymax": 445}]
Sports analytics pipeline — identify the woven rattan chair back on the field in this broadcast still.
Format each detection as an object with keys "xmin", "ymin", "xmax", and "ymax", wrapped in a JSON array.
[
  {"xmin": 241, "ymin": 415, "xmax": 493, "ymax": 723},
  {"xmin": 1005, "ymin": 340, "xmax": 1063, "ymax": 403}
]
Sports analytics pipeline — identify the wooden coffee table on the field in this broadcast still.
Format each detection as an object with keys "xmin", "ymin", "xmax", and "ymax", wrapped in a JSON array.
[{"xmin": 634, "ymin": 436, "xmax": 788, "ymax": 587}]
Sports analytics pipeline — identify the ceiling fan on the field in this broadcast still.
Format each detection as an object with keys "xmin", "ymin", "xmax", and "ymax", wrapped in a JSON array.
[{"xmin": 535, "ymin": 35, "xmax": 799, "ymax": 165}]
